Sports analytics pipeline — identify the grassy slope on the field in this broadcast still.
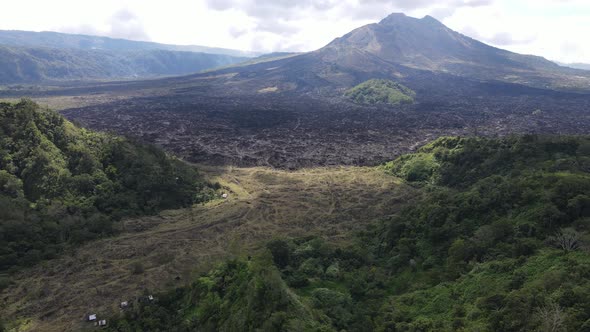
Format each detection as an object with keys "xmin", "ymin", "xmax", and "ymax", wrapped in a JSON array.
[
  {"xmin": 4, "ymin": 135, "xmax": 589, "ymax": 331},
  {"xmin": 0, "ymin": 30, "xmax": 252, "ymax": 57},
  {"xmin": 104, "ymin": 135, "xmax": 590, "ymax": 332},
  {"xmin": 1, "ymin": 166, "xmax": 413, "ymax": 331}
]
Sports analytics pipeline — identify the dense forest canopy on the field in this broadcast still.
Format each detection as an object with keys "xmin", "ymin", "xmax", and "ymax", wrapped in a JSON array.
[
  {"xmin": 108, "ymin": 135, "xmax": 590, "ymax": 332},
  {"xmin": 0, "ymin": 100, "xmax": 215, "ymax": 274}
]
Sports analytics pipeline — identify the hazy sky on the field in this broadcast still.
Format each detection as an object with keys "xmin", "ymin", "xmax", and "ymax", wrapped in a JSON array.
[{"xmin": 0, "ymin": 0, "xmax": 588, "ymax": 63}]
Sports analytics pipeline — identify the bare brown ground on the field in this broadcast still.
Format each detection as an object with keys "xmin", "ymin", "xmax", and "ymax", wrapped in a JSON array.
[{"xmin": 1, "ymin": 166, "xmax": 414, "ymax": 332}]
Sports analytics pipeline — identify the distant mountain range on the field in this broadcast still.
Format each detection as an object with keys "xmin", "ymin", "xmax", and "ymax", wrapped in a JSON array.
[
  {"xmin": 0, "ymin": 30, "xmax": 256, "ymax": 83},
  {"xmin": 85, "ymin": 13, "xmax": 587, "ymax": 98},
  {"xmin": 44, "ymin": 13, "xmax": 590, "ymax": 169},
  {"xmin": 2, "ymin": 17, "xmax": 589, "ymax": 89},
  {"xmin": 557, "ymin": 62, "xmax": 590, "ymax": 71},
  {"xmin": 331, "ymin": 14, "xmax": 560, "ymax": 73},
  {"xmin": 0, "ymin": 30, "xmax": 258, "ymax": 57},
  {"xmin": 0, "ymin": 45, "xmax": 248, "ymax": 83}
]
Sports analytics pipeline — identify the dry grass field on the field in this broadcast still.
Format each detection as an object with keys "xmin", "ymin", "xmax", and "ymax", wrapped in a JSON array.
[{"xmin": 1, "ymin": 166, "xmax": 415, "ymax": 332}]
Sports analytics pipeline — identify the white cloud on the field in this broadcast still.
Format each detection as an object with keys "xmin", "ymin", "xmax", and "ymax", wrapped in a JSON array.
[
  {"xmin": 0, "ymin": 0, "xmax": 587, "ymax": 63},
  {"xmin": 61, "ymin": 8, "xmax": 149, "ymax": 41},
  {"xmin": 445, "ymin": 0, "xmax": 590, "ymax": 62}
]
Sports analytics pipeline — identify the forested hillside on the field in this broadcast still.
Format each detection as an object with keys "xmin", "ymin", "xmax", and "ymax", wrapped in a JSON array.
[
  {"xmin": 0, "ymin": 46, "xmax": 246, "ymax": 83},
  {"xmin": 0, "ymin": 100, "xmax": 214, "ymax": 273},
  {"xmin": 107, "ymin": 136, "xmax": 590, "ymax": 332},
  {"xmin": 0, "ymin": 30, "xmax": 254, "ymax": 57}
]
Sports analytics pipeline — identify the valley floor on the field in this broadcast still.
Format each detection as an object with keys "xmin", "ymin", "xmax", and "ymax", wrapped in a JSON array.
[{"xmin": 1, "ymin": 166, "xmax": 413, "ymax": 332}]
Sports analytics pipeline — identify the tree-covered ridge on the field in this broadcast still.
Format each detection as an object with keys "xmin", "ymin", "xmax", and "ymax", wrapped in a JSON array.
[
  {"xmin": 108, "ymin": 256, "xmax": 332, "ymax": 332},
  {"xmin": 107, "ymin": 136, "xmax": 590, "ymax": 331},
  {"xmin": 378, "ymin": 135, "xmax": 590, "ymax": 330},
  {"xmin": 385, "ymin": 135, "xmax": 590, "ymax": 187},
  {"xmin": 0, "ymin": 100, "xmax": 214, "ymax": 273},
  {"xmin": 345, "ymin": 79, "xmax": 416, "ymax": 105}
]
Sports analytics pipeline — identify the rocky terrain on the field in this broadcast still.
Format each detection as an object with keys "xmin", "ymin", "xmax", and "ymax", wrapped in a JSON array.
[
  {"xmin": 4, "ymin": 13, "xmax": 590, "ymax": 168},
  {"xmin": 2, "ymin": 12, "xmax": 590, "ymax": 332},
  {"xmin": 61, "ymin": 89, "xmax": 590, "ymax": 168}
]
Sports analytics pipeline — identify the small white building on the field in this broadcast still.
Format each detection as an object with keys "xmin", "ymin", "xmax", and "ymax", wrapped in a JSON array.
[
  {"xmin": 98, "ymin": 320, "xmax": 107, "ymax": 326},
  {"xmin": 88, "ymin": 314, "xmax": 97, "ymax": 321},
  {"xmin": 222, "ymin": 193, "xmax": 228, "ymax": 199},
  {"xmin": 120, "ymin": 301, "xmax": 129, "ymax": 308},
  {"xmin": 148, "ymin": 295, "xmax": 154, "ymax": 301}
]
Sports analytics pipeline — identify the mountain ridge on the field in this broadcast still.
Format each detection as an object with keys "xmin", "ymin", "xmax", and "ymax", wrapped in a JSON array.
[
  {"xmin": 2, "ymin": 14, "xmax": 588, "ymax": 91},
  {"xmin": 0, "ymin": 29, "xmax": 259, "ymax": 57},
  {"xmin": 137, "ymin": 12, "xmax": 587, "ymax": 96},
  {"xmin": 558, "ymin": 61, "xmax": 590, "ymax": 71},
  {"xmin": 0, "ymin": 45, "xmax": 248, "ymax": 83},
  {"xmin": 4, "ymin": 12, "xmax": 590, "ymax": 169},
  {"xmin": 325, "ymin": 13, "xmax": 564, "ymax": 78}
]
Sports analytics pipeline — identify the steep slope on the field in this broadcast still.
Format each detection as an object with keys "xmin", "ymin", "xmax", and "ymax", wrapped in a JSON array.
[
  {"xmin": 329, "ymin": 13, "xmax": 558, "ymax": 72},
  {"xmin": 108, "ymin": 258, "xmax": 329, "ymax": 331},
  {"xmin": 117, "ymin": 13, "xmax": 587, "ymax": 95},
  {"xmin": 0, "ymin": 30, "xmax": 256, "ymax": 57},
  {"xmin": 0, "ymin": 45, "xmax": 247, "ymax": 83},
  {"xmin": 221, "ymin": 13, "xmax": 589, "ymax": 92},
  {"xmin": 305, "ymin": 13, "xmax": 588, "ymax": 91},
  {"xmin": 0, "ymin": 100, "xmax": 215, "ymax": 272},
  {"xmin": 4, "ymin": 13, "xmax": 588, "ymax": 94}
]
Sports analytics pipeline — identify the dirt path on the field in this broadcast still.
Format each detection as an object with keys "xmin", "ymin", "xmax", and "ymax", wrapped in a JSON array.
[{"xmin": 1, "ymin": 166, "xmax": 414, "ymax": 332}]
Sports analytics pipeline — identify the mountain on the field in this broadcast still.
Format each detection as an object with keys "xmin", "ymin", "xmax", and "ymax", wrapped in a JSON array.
[
  {"xmin": 5, "ymin": 13, "xmax": 590, "ymax": 168},
  {"xmin": 205, "ymin": 13, "xmax": 590, "ymax": 94},
  {"xmin": 0, "ymin": 45, "xmax": 247, "ymax": 83},
  {"xmin": 560, "ymin": 62, "xmax": 590, "ymax": 71},
  {"xmin": 0, "ymin": 30, "xmax": 258, "ymax": 57},
  {"xmin": 64, "ymin": 13, "xmax": 585, "ymax": 97},
  {"xmin": 329, "ymin": 14, "xmax": 560, "ymax": 74}
]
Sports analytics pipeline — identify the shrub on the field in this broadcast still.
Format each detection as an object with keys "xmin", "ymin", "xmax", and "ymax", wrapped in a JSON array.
[
  {"xmin": 131, "ymin": 262, "xmax": 145, "ymax": 275},
  {"xmin": 345, "ymin": 79, "xmax": 415, "ymax": 105}
]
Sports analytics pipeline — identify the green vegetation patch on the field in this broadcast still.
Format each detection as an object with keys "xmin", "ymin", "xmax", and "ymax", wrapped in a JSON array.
[
  {"xmin": 0, "ymin": 100, "xmax": 216, "ymax": 272},
  {"xmin": 110, "ymin": 135, "xmax": 590, "ymax": 331},
  {"xmin": 380, "ymin": 250, "xmax": 590, "ymax": 331},
  {"xmin": 107, "ymin": 256, "xmax": 329, "ymax": 332},
  {"xmin": 345, "ymin": 79, "xmax": 416, "ymax": 105},
  {"xmin": 384, "ymin": 152, "xmax": 440, "ymax": 182}
]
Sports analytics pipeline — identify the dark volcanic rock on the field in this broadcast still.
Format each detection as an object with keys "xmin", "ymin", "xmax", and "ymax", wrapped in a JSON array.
[
  {"xmin": 62, "ymin": 90, "xmax": 590, "ymax": 169},
  {"xmin": 11, "ymin": 12, "xmax": 590, "ymax": 168}
]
